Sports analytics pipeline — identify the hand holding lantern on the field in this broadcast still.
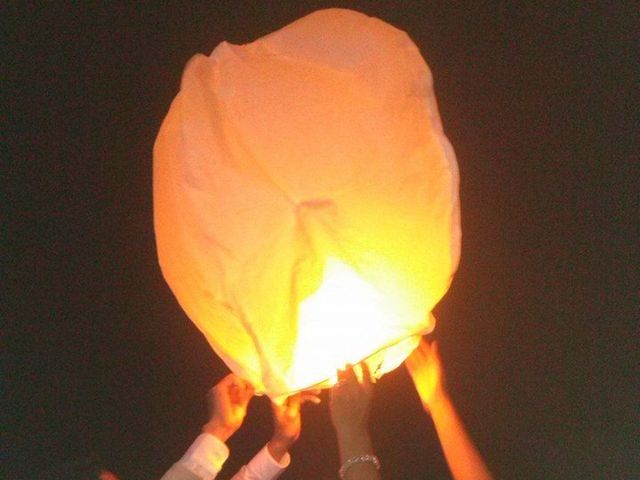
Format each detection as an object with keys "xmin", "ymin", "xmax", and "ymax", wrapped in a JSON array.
[
  {"xmin": 268, "ymin": 390, "xmax": 321, "ymax": 462},
  {"xmin": 202, "ymin": 374, "xmax": 255, "ymax": 442},
  {"xmin": 405, "ymin": 339, "xmax": 447, "ymax": 411}
]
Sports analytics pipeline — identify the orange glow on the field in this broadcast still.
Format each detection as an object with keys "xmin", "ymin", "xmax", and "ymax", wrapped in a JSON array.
[
  {"xmin": 154, "ymin": 9, "xmax": 460, "ymax": 399},
  {"xmin": 291, "ymin": 258, "xmax": 425, "ymax": 390}
]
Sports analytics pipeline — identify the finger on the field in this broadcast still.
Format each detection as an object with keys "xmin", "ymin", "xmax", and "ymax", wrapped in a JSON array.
[
  {"xmin": 360, "ymin": 361, "xmax": 372, "ymax": 386},
  {"xmin": 292, "ymin": 387, "xmax": 321, "ymax": 405},
  {"xmin": 239, "ymin": 384, "xmax": 255, "ymax": 406},
  {"xmin": 209, "ymin": 374, "xmax": 233, "ymax": 400},
  {"xmin": 226, "ymin": 376, "xmax": 253, "ymax": 405},
  {"xmin": 333, "ymin": 379, "xmax": 347, "ymax": 392},
  {"xmin": 287, "ymin": 393, "xmax": 301, "ymax": 414},
  {"xmin": 228, "ymin": 382, "xmax": 241, "ymax": 403},
  {"xmin": 330, "ymin": 381, "xmax": 346, "ymax": 404},
  {"xmin": 300, "ymin": 392, "xmax": 322, "ymax": 405},
  {"xmin": 405, "ymin": 347, "xmax": 420, "ymax": 370},
  {"xmin": 332, "ymin": 370, "xmax": 348, "ymax": 394},
  {"xmin": 302, "ymin": 392, "xmax": 322, "ymax": 403},
  {"xmin": 405, "ymin": 346, "xmax": 423, "ymax": 377},
  {"xmin": 343, "ymin": 364, "xmax": 357, "ymax": 384},
  {"xmin": 419, "ymin": 337, "xmax": 432, "ymax": 356},
  {"xmin": 405, "ymin": 349, "xmax": 417, "ymax": 368},
  {"xmin": 408, "ymin": 339, "xmax": 429, "ymax": 365},
  {"xmin": 240, "ymin": 379, "xmax": 255, "ymax": 396},
  {"xmin": 221, "ymin": 373, "xmax": 239, "ymax": 387},
  {"xmin": 431, "ymin": 340, "xmax": 439, "ymax": 358}
]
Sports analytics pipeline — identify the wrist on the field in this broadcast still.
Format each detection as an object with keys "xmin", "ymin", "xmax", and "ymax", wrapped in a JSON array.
[
  {"xmin": 335, "ymin": 428, "xmax": 374, "ymax": 464},
  {"xmin": 425, "ymin": 389, "xmax": 450, "ymax": 415},
  {"xmin": 202, "ymin": 419, "xmax": 235, "ymax": 442},
  {"xmin": 339, "ymin": 454, "xmax": 381, "ymax": 479},
  {"xmin": 267, "ymin": 437, "xmax": 294, "ymax": 462}
]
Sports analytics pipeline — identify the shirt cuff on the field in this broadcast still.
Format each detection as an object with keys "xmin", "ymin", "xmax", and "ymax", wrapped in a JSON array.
[
  {"xmin": 242, "ymin": 444, "xmax": 290, "ymax": 479},
  {"xmin": 179, "ymin": 433, "xmax": 230, "ymax": 480}
]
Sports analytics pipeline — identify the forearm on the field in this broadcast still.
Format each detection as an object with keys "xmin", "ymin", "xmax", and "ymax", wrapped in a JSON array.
[
  {"xmin": 429, "ymin": 395, "xmax": 493, "ymax": 480},
  {"xmin": 162, "ymin": 433, "xmax": 229, "ymax": 480},
  {"xmin": 230, "ymin": 443, "xmax": 290, "ymax": 480}
]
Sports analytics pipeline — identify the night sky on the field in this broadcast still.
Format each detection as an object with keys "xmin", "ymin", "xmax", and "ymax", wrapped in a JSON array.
[{"xmin": 4, "ymin": 2, "xmax": 638, "ymax": 479}]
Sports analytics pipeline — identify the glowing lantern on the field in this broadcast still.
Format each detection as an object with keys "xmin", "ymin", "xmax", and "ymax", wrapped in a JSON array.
[{"xmin": 154, "ymin": 8, "xmax": 460, "ymax": 399}]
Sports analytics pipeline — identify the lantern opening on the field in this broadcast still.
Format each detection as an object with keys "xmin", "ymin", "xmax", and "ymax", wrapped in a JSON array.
[{"xmin": 290, "ymin": 258, "xmax": 423, "ymax": 390}]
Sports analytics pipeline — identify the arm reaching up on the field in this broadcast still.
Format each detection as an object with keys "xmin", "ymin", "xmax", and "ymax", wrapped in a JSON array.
[
  {"xmin": 330, "ymin": 363, "xmax": 381, "ymax": 480},
  {"xmin": 229, "ymin": 390, "xmax": 320, "ymax": 480},
  {"xmin": 161, "ymin": 374, "xmax": 255, "ymax": 480},
  {"xmin": 406, "ymin": 340, "xmax": 493, "ymax": 480}
]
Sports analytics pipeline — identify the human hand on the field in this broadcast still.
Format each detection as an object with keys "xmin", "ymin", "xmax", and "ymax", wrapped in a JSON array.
[
  {"xmin": 202, "ymin": 373, "xmax": 255, "ymax": 442},
  {"xmin": 329, "ymin": 363, "xmax": 373, "ymax": 439},
  {"xmin": 268, "ymin": 390, "xmax": 321, "ymax": 461},
  {"xmin": 405, "ymin": 339, "xmax": 446, "ymax": 411}
]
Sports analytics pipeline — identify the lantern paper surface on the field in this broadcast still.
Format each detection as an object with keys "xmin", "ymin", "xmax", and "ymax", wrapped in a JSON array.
[{"xmin": 154, "ymin": 8, "xmax": 460, "ymax": 399}]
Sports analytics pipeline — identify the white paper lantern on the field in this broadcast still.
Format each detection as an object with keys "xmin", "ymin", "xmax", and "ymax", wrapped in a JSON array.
[{"xmin": 154, "ymin": 8, "xmax": 460, "ymax": 399}]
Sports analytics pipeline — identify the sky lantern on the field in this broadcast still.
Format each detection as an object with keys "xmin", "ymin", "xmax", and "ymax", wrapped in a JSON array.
[{"xmin": 154, "ymin": 8, "xmax": 460, "ymax": 399}]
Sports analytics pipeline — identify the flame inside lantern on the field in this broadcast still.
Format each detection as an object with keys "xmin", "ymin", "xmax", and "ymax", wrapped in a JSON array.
[{"xmin": 291, "ymin": 258, "xmax": 428, "ymax": 391}]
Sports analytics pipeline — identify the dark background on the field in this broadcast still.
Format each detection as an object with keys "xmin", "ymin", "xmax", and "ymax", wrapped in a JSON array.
[{"xmin": 4, "ymin": 2, "xmax": 638, "ymax": 479}]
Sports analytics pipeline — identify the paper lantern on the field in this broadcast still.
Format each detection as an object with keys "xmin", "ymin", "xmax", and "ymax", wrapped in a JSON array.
[{"xmin": 154, "ymin": 8, "xmax": 460, "ymax": 399}]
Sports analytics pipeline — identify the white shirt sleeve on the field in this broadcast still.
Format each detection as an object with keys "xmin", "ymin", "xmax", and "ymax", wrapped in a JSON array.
[
  {"xmin": 230, "ymin": 444, "xmax": 290, "ymax": 480},
  {"xmin": 177, "ymin": 433, "xmax": 230, "ymax": 480}
]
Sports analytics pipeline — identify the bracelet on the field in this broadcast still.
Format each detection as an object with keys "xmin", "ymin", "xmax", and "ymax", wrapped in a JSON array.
[{"xmin": 339, "ymin": 454, "xmax": 381, "ymax": 479}]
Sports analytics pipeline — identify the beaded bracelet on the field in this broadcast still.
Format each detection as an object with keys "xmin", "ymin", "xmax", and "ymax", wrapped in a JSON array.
[{"xmin": 338, "ymin": 454, "xmax": 381, "ymax": 479}]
